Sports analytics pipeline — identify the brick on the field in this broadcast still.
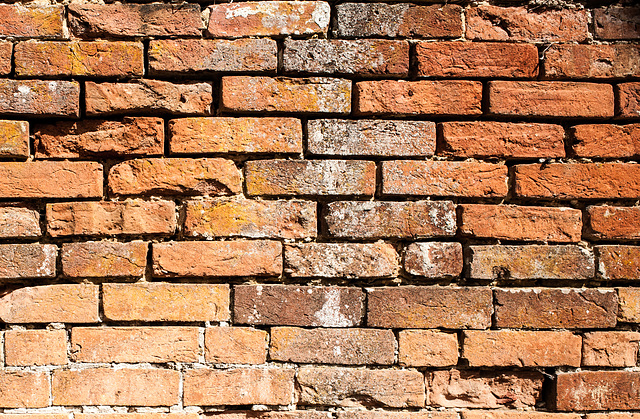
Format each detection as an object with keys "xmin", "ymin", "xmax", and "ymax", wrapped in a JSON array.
[
  {"xmin": 545, "ymin": 44, "xmax": 640, "ymax": 79},
  {"xmin": 205, "ymin": 327, "xmax": 268, "ymax": 364},
  {"xmin": 597, "ymin": 245, "xmax": 640, "ymax": 280},
  {"xmin": 619, "ymin": 288, "xmax": 640, "ymax": 323},
  {"xmin": 207, "ymin": 1, "xmax": 329, "ymax": 38},
  {"xmin": 52, "ymin": 368, "xmax": 179, "ymax": 406},
  {"xmin": 339, "ymin": 414, "xmax": 456, "ymax": 419},
  {"xmin": 595, "ymin": 7, "xmax": 640, "ymax": 40},
  {"xmin": 298, "ymin": 367, "xmax": 424, "ymax": 408},
  {"xmin": 572, "ymin": 124, "xmax": 640, "ymax": 158},
  {"xmin": 403, "ymin": 242, "xmax": 463, "ymax": 278},
  {"xmin": 428, "ymin": 370, "xmax": 543, "ymax": 409},
  {"xmin": 0, "ymin": 207, "xmax": 40, "ymax": 238},
  {"xmin": 85, "ymin": 81, "xmax": 212, "ymax": 116},
  {"xmin": 325, "ymin": 200, "xmax": 456, "ymax": 239},
  {"xmin": 71, "ymin": 327, "xmax": 199, "ymax": 363},
  {"xmin": 103, "ymin": 283, "xmax": 229, "ymax": 322},
  {"xmin": 398, "ymin": 330, "xmax": 458, "ymax": 367},
  {"xmin": 489, "ymin": 81, "xmax": 614, "ymax": 118},
  {"xmin": 285, "ymin": 243, "xmax": 399, "ymax": 278},
  {"xmin": 440, "ymin": 121, "xmax": 565, "ymax": 159},
  {"xmin": 0, "ymin": 120, "xmax": 29, "ymax": 158},
  {"xmin": 0, "ymin": 372, "xmax": 49, "ymax": 408},
  {"xmin": 588, "ymin": 206, "xmax": 640, "ymax": 239},
  {"xmin": 77, "ymin": 415, "xmax": 197, "ymax": 419},
  {"xmin": 0, "ymin": 161, "xmax": 102, "ymax": 198},
  {"xmin": 0, "ymin": 41, "xmax": 9, "ymax": 75},
  {"xmin": 109, "ymin": 158, "xmax": 241, "ymax": 197},
  {"xmin": 515, "ymin": 163, "xmax": 640, "ymax": 199},
  {"xmin": 0, "ymin": 4, "xmax": 64, "ymax": 39},
  {"xmin": 149, "ymin": 39, "xmax": 277, "ymax": 74},
  {"xmin": 211, "ymin": 414, "xmax": 330, "ymax": 419},
  {"xmin": 463, "ymin": 413, "xmax": 580, "ymax": 419},
  {"xmin": 555, "ymin": 371, "xmax": 640, "ymax": 411},
  {"xmin": 336, "ymin": 3, "xmax": 462, "ymax": 38},
  {"xmin": 222, "ymin": 77, "xmax": 351, "ymax": 114},
  {"xmin": 0, "ymin": 80, "xmax": 79, "ymax": 117},
  {"xmin": 383, "ymin": 161, "xmax": 508, "ymax": 197},
  {"xmin": 582, "ymin": 331, "xmax": 640, "ymax": 367},
  {"xmin": 62, "ymin": 241, "xmax": 147, "ymax": 279},
  {"xmin": 47, "ymin": 200, "xmax": 176, "ymax": 237},
  {"xmin": 466, "ymin": 5, "xmax": 588, "ymax": 42},
  {"xmin": 0, "ymin": 284, "xmax": 99, "ymax": 324},
  {"xmin": 169, "ymin": 117, "xmax": 301, "ymax": 154},
  {"xmin": 417, "ymin": 42, "xmax": 538, "ymax": 78},
  {"xmin": 270, "ymin": 327, "xmax": 395, "ymax": 365},
  {"xmin": 5, "ymin": 329, "xmax": 67, "ymax": 366},
  {"xmin": 588, "ymin": 415, "xmax": 640, "ymax": 419},
  {"xmin": 0, "ymin": 415, "xmax": 70, "ymax": 419},
  {"xmin": 367, "ymin": 287, "xmax": 492, "ymax": 329},
  {"xmin": 245, "ymin": 159, "xmax": 375, "ymax": 197},
  {"xmin": 234, "ymin": 285, "xmax": 364, "ymax": 327},
  {"xmin": 15, "ymin": 41, "xmax": 143, "ymax": 77},
  {"xmin": 69, "ymin": 3, "xmax": 202, "ymax": 38},
  {"xmin": 0, "ymin": 243, "xmax": 56, "ymax": 279},
  {"xmin": 184, "ymin": 368, "xmax": 295, "ymax": 406},
  {"xmin": 34, "ymin": 117, "xmax": 164, "ymax": 158},
  {"xmin": 618, "ymin": 82, "xmax": 640, "ymax": 118},
  {"xmin": 284, "ymin": 39, "xmax": 408, "ymax": 76},
  {"xmin": 494, "ymin": 288, "xmax": 618, "ymax": 329}
]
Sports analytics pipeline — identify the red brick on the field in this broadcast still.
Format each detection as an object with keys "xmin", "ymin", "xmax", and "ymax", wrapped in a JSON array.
[
  {"xmin": 270, "ymin": 327, "xmax": 395, "ymax": 365},
  {"xmin": 0, "ymin": 41, "xmax": 9, "ymax": 75},
  {"xmin": 367, "ymin": 287, "xmax": 492, "ymax": 329},
  {"xmin": 34, "ymin": 117, "xmax": 163, "ymax": 158},
  {"xmin": 466, "ymin": 5, "xmax": 589, "ymax": 42},
  {"xmin": 494, "ymin": 288, "xmax": 618, "ymax": 329},
  {"xmin": 0, "ymin": 372, "xmax": 50, "ymax": 408},
  {"xmin": 618, "ymin": 288, "xmax": 640, "ymax": 323},
  {"xmin": 62, "ymin": 241, "xmax": 147, "ymax": 279},
  {"xmin": 5, "ymin": 329, "xmax": 67, "ymax": 366},
  {"xmin": 222, "ymin": 77, "xmax": 351, "ymax": 114},
  {"xmin": 69, "ymin": 3, "xmax": 202, "ymax": 37},
  {"xmin": 77, "ymin": 415, "xmax": 197, "ymax": 419},
  {"xmin": 0, "ymin": 207, "xmax": 41, "ymax": 238},
  {"xmin": 595, "ymin": 7, "xmax": 640, "ymax": 40},
  {"xmin": 597, "ymin": 245, "xmax": 640, "ymax": 280},
  {"xmin": 246, "ymin": 159, "xmax": 375, "ymax": 197},
  {"xmin": 339, "ymin": 413, "xmax": 455, "ymax": 419},
  {"xmin": 184, "ymin": 368, "xmax": 295, "ymax": 406},
  {"xmin": 515, "ymin": 163, "xmax": 640, "ymax": 199},
  {"xmin": 463, "ymin": 413, "xmax": 580, "ymax": 419},
  {"xmin": 398, "ymin": 330, "xmax": 458, "ymax": 367},
  {"xmin": 109, "ymin": 158, "xmax": 241, "ymax": 197},
  {"xmin": 403, "ymin": 242, "xmax": 462, "ymax": 278},
  {"xmin": 489, "ymin": 81, "xmax": 614, "ymax": 117},
  {"xmin": 555, "ymin": 371, "xmax": 640, "ymax": 411},
  {"xmin": 0, "ymin": 243, "xmax": 56, "ymax": 279},
  {"xmin": 0, "ymin": 161, "xmax": 102, "ymax": 198},
  {"xmin": 440, "ymin": 121, "xmax": 565, "ymax": 159},
  {"xmin": 545, "ymin": 44, "xmax": 640, "ymax": 79},
  {"xmin": 0, "ymin": 80, "xmax": 79, "ymax": 117},
  {"xmin": 234, "ymin": 285, "xmax": 364, "ymax": 327},
  {"xmin": 153, "ymin": 240, "xmax": 282, "ymax": 277},
  {"xmin": 170, "ymin": 117, "xmax": 301, "ymax": 154},
  {"xmin": 618, "ymin": 82, "xmax": 640, "ymax": 118},
  {"xmin": 103, "ymin": 283, "xmax": 230, "ymax": 322},
  {"xmin": 417, "ymin": 42, "xmax": 538, "ymax": 78},
  {"xmin": 588, "ymin": 206, "xmax": 640, "ymax": 240},
  {"xmin": 15, "ymin": 41, "xmax": 143, "ymax": 77},
  {"xmin": 52, "ymin": 368, "xmax": 179, "ymax": 406},
  {"xmin": 212, "ymin": 414, "xmax": 330, "ymax": 419},
  {"xmin": 582, "ymin": 331, "xmax": 640, "ymax": 367},
  {"xmin": 383, "ymin": 160, "xmax": 508, "ymax": 197},
  {"xmin": 0, "ymin": 4, "xmax": 64, "ymax": 39},
  {"xmin": 572, "ymin": 124, "xmax": 640, "ymax": 158},
  {"xmin": 0, "ymin": 120, "xmax": 29, "ymax": 158},
  {"xmin": 205, "ymin": 327, "xmax": 268, "ymax": 364}
]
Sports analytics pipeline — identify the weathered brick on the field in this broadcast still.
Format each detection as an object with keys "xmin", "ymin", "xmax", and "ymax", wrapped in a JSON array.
[
  {"xmin": 466, "ymin": 5, "xmax": 589, "ymax": 42},
  {"xmin": 86, "ymin": 81, "xmax": 212, "ymax": 116},
  {"xmin": 582, "ymin": 331, "xmax": 640, "ymax": 367},
  {"xmin": 52, "ymin": 368, "xmax": 179, "ymax": 406},
  {"xmin": 0, "ymin": 161, "xmax": 102, "ymax": 198},
  {"xmin": 515, "ymin": 163, "xmax": 640, "ymax": 199},
  {"xmin": 595, "ymin": 7, "xmax": 640, "ymax": 40},
  {"xmin": 205, "ymin": 327, "xmax": 268, "ymax": 364},
  {"xmin": 545, "ymin": 44, "xmax": 640, "ymax": 79},
  {"xmin": 489, "ymin": 81, "xmax": 614, "ymax": 117},
  {"xmin": 15, "ymin": 41, "xmax": 143, "ymax": 77},
  {"xmin": 153, "ymin": 240, "xmax": 282, "ymax": 277},
  {"xmin": 0, "ymin": 120, "xmax": 29, "ymax": 158},
  {"xmin": 0, "ymin": 4, "xmax": 64, "ymax": 39},
  {"xmin": 71, "ymin": 327, "xmax": 199, "ymax": 363},
  {"xmin": 440, "ymin": 121, "xmax": 565, "ymax": 159},
  {"xmin": 597, "ymin": 245, "xmax": 640, "ymax": 280},
  {"xmin": 0, "ymin": 41, "xmax": 9, "ymax": 75},
  {"xmin": 184, "ymin": 368, "xmax": 295, "ymax": 406},
  {"xmin": 417, "ymin": 42, "xmax": 538, "ymax": 78},
  {"xmin": 0, "ymin": 243, "xmax": 56, "ymax": 279},
  {"xmin": 555, "ymin": 371, "xmax": 640, "ymax": 411},
  {"xmin": 34, "ymin": 117, "xmax": 164, "ymax": 158},
  {"xmin": 588, "ymin": 206, "xmax": 640, "ymax": 240},
  {"xmin": 5, "ymin": 329, "xmax": 67, "ymax": 366},
  {"xmin": 398, "ymin": 330, "xmax": 458, "ymax": 367},
  {"xmin": 245, "ymin": 159, "xmax": 375, "ymax": 197},
  {"xmin": 383, "ymin": 161, "xmax": 508, "ymax": 197},
  {"xmin": 77, "ymin": 415, "xmax": 197, "ymax": 419},
  {"xmin": 284, "ymin": 39, "xmax": 409, "ymax": 76},
  {"xmin": 109, "ymin": 158, "xmax": 241, "ymax": 197},
  {"xmin": 222, "ymin": 77, "xmax": 351, "ymax": 114},
  {"xmin": 463, "ymin": 413, "xmax": 580, "ymax": 419},
  {"xmin": 0, "ymin": 372, "xmax": 49, "ymax": 408},
  {"xmin": 62, "ymin": 241, "xmax": 147, "ymax": 279},
  {"xmin": 403, "ymin": 242, "xmax": 463, "ymax": 278},
  {"xmin": 212, "ymin": 414, "xmax": 330, "ymax": 419},
  {"xmin": 619, "ymin": 288, "xmax": 640, "ymax": 323},
  {"xmin": 325, "ymin": 201, "xmax": 456, "ymax": 239},
  {"xmin": 69, "ymin": 3, "xmax": 202, "ymax": 38},
  {"xmin": 0, "ymin": 80, "xmax": 79, "ymax": 117},
  {"xmin": 0, "ymin": 415, "xmax": 70, "ymax": 419},
  {"xmin": 0, "ymin": 207, "xmax": 41, "ymax": 238},
  {"xmin": 618, "ymin": 82, "xmax": 640, "ymax": 118},
  {"xmin": 169, "ymin": 117, "xmax": 302, "ymax": 154},
  {"xmin": 367, "ymin": 287, "xmax": 492, "ymax": 329},
  {"xmin": 103, "ymin": 283, "xmax": 230, "ymax": 322},
  {"xmin": 572, "ymin": 124, "xmax": 640, "ymax": 158},
  {"xmin": 234, "ymin": 285, "xmax": 364, "ymax": 327},
  {"xmin": 494, "ymin": 288, "xmax": 618, "ymax": 329},
  {"xmin": 149, "ymin": 39, "xmax": 277, "ymax": 74},
  {"xmin": 270, "ymin": 327, "xmax": 395, "ymax": 365},
  {"xmin": 339, "ymin": 413, "xmax": 456, "ymax": 419},
  {"xmin": 336, "ymin": 3, "xmax": 462, "ymax": 38},
  {"xmin": 428, "ymin": 370, "xmax": 543, "ymax": 409},
  {"xmin": 588, "ymin": 415, "xmax": 640, "ymax": 419},
  {"xmin": 0, "ymin": 284, "xmax": 99, "ymax": 324},
  {"xmin": 297, "ymin": 367, "xmax": 424, "ymax": 408}
]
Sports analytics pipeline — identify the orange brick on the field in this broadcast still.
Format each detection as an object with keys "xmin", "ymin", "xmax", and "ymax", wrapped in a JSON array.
[
  {"xmin": 597, "ymin": 245, "xmax": 640, "ymax": 280},
  {"xmin": 5, "ymin": 329, "xmax": 67, "ymax": 366},
  {"xmin": 216, "ymin": 414, "xmax": 331, "ymax": 419},
  {"xmin": 618, "ymin": 82, "xmax": 640, "ymax": 118},
  {"xmin": 0, "ymin": 120, "xmax": 29, "ymax": 158},
  {"xmin": 205, "ymin": 327, "xmax": 268, "ymax": 364},
  {"xmin": 62, "ymin": 241, "xmax": 147, "ymax": 279},
  {"xmin": 0, "ymin": 4, "xmax": 64, "ymax": 39},
  {"xmin": 0, "ymin": 207, "xmax": 41, "ymax": 238},
  {"xmin": 403, "ymin": 242, "xmax": 463, "ymax": 278},
  {"xmin": 544, "ymin": 44, "xmax": 640, "ymax": 79},
  {"xmin": 572, "ymin": 124, "xmax": 640, "ymax": 158},
  {"xmin": 398, "ymin": 330, "xmax": 458, "ymax": 367},
  {"xmin": 462, "ymin": 413, "xmax": 580, "ymax": 419},
  {"xmin": 77, "ymin": 415, "xmax": 197, "ymax": 419},
  {"xmin": 595, "ymin": 6, "xmax": 640, "ymax": 40},
  {"xmin": 582, "ymin": 331, "xmax": 640, "ymax": 367},
  {"xmin": 619, "ymin": 288, "xmax": 640, "ymax": 323},
  {"xmin": 555, "ymin": 372, "xmax": 640, "ymax": 410},
  {"xmin": 588, "ymin": 206, "xmax": 640, "ymax": 239},
  {"xmin": 0, "ymin": 243, "xmax": 56, "ymax": 279},
  {"xmin": 0, "ymin": 415, "xmax": 70, "ymax": 419},
  {"xmin": 0, "ymin": 372, "xmax": 50, "ymax": 408},
  {"xmin": 0, "ymin": 80, "xmax": 79, "ymax": 117},
  {"xmin": 339, "ymin": 413, "xmax": 456, "ymax": 419},
  {"xmin": 0, "ymin": 41, "xmax": 9, "ymax": 75}
]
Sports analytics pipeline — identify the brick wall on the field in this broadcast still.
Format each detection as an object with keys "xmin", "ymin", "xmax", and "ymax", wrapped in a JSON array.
[{"xmin": 0, "ymin": 0, "xmax": 639, "ymax": 417}]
